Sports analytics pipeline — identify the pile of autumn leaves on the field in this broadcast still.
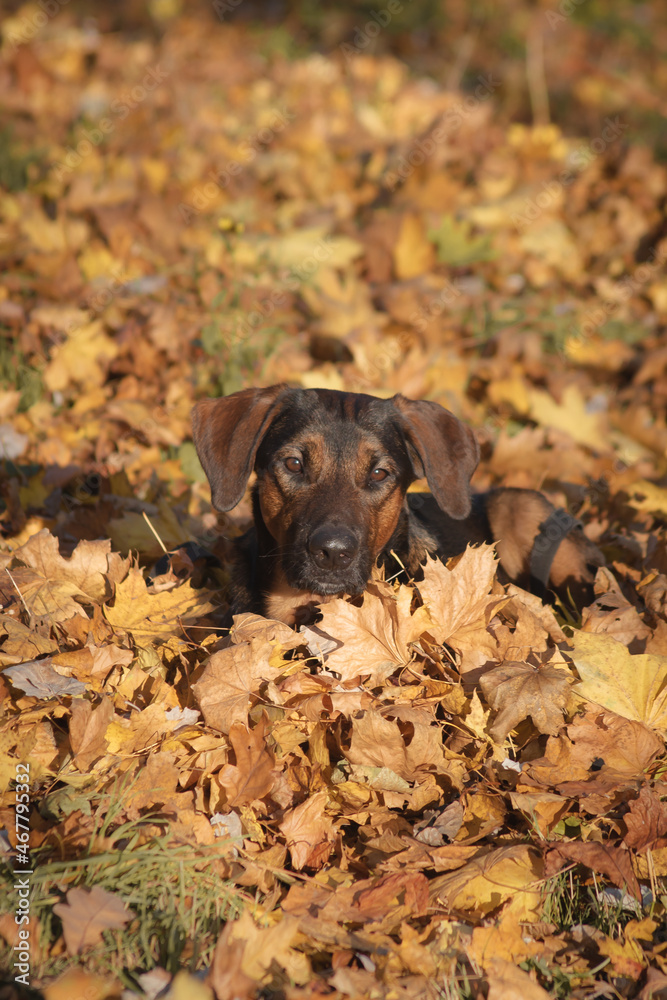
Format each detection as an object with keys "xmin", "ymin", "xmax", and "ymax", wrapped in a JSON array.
[{"xmin": 2, "ymin": 523, "xmax": 667, "ymax": 996}]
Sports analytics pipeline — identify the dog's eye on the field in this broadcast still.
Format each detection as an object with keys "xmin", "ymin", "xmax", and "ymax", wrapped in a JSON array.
[
  {"xmin": 369, "ymin": 467, "xmax": 389, "ymax": 483},
  {"xmin": 284, "ymin": 457, "xmax": 303, "ymax": 474}
]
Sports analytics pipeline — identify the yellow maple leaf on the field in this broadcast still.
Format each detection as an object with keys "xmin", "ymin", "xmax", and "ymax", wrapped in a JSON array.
[
  {"xmin": 308, "ymin": 582, "xmax": 430, "ymax": 686},
  {"xmin": 528, "ymin": 383, "xmax": 607, "ymax": 451},
  {"xmin": 431, "ymin": 845, "xmax": 543, "ymax": 920},
  {"xmin": 394, "ymin": 213, "xmax": 435, "ymax": 279},
  {"xmin": 43, "ymin": 321, "xmax": 119, "ymax": 392},
  {"xmin": 570, "ymin": 631, "xmax": 667, "ymax": 734},
  {"xmin": 104, "ymin": 568, "xmax": 216, "ymax": 643},
  {"xmin": 418, "ymin": 545, "xmax": 501, "ymax": 646}
]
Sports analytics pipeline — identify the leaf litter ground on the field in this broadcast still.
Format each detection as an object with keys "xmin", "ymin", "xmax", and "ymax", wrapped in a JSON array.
[{"xmin": 1, "ymin": 5, "xmax": 667, "ymax": 998}]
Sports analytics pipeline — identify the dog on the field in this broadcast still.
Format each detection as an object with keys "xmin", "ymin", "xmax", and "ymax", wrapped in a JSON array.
[{"xmin": 192, "ymin": 385, "xmax": 603, "ymax": 625}]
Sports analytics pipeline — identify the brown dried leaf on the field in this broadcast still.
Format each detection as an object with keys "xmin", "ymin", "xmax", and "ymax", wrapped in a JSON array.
[
  {"xmin": 193, "ymin": 637, "xmax": 289, "ymax": 734},
  {"xmin": 486, "ymin": 957, "xmax": 551, "ymax": 1000},
  {"xmin": 215, "ymin": 723, "xmax": 276, "ymax": 807},
  {"xmin": 279, "ymin": 789, "xmax": 333, "ymax": 870},
  {"xmin": 570, "ymin": 631, "xmax": 667, "ymax": 734},
  {"xmin": 53, "ymin": 886, "xmax": 133, "ymax": 954},
  {"xmin": 12, "ymin": 529, "xmax": 127, "ymax": 602},
  {"xmin": 207, "ymin": 921, "xmax": 255, "ymax": 1000},
  {"xmin": 527, "ymin": 707, "xmax": 664, "ymax": 786},
  {"xmin": 623, "ymin": 785, "xmax": 667, "ymax": 852},
  {"xmin": 480, "ymin": 661, "xmax": 573, "ymax": 741},
  {"xmin": 545, "ymin": 840, "xmax": 641, "ymax": 900},
  {"xmin": 418, "ymin": 546, "xmax": 501, "ymax": 645},
  {"xmin": 431, "ymin": 845, "xmax": 543, "ymax": 920},
  {"xmin": 69, "ymin": 697, "xmax": 114, "ymax": 772},
  {"xmin": 345, "ymin": 710, "xmax": 454, "ymax": 783},
  {"xmin": 104, "ymin": 568, "xmax": 216, "ymax": 643},
  {"xmin": 311, "ymin": 583, "xmax": 430, "ymax": 685}
]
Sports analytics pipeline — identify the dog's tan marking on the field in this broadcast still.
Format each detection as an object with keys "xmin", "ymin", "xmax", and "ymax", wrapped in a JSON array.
[{"xmin": 264, "ymin": 565, "xmax": 338, "ymax": 626}]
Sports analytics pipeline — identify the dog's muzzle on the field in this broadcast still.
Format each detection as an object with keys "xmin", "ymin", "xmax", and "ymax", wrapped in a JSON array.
[{"xmin": 286, "ymin": 522, "xmax": 368, "ymax": 594}]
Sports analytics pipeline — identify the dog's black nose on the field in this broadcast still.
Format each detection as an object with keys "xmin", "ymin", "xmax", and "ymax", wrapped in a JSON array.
[{"xmin": 308, "ymin": 525, "xmax": 359, "ymax": 571}]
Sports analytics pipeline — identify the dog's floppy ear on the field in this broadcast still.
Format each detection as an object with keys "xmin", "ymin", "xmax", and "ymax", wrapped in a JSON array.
[
  {"xmin": 393, "ymin": 395, "xmax": 480, "ymax": 519},
  {"xmin": 192, "ymin": 384, "xmax": 288, "ymax": 511}
]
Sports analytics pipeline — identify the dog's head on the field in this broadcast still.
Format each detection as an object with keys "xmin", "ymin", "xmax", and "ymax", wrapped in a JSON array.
[{"xmin": 192, "ymin": 385, "xmax": 479, "ymax": 595}]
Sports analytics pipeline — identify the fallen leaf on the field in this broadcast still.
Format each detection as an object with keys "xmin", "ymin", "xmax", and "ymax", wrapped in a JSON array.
[
  {"xmin": 104, "ymin": 568, "xmax": 216, "ymax": 643},
  {"xmin": 418, "ymin": 546, "xmax": 501, "ymax": 645},
  {"xmin": 279, "ymin": 789, "xmax": 334, "ymax": 869},
  {"xmin": 623, "ymin": 785, "xmax": 667, "ymax": 852},
  {"xmin": 193, "ymin": 636, "xmax": 290, "ymax": 734},
  {"xmin": 570, "ymin": 631, "xmax": 667, "ymax": 734},
  {"xmin": 215, "ymin": 723, "xmax": 276, "ymax": 807},
  {"xmin": 4, "ymin": 659, "xmax": 87, "ymax": 698},
  {"xmin": 53, "ymin": 885, "xmax": 133, "ymax": 954},
  {"xmin": 69, "ymin": 696, "xmax": 114, "ymax": 771},
  {"xmin": 394, "ymin": 213, "xmax": 435, "ymax": 278},
  {"xmin": 311, "ymin": 583, "xmax": 430, "ymax": 685},
  {"xmin": 545, "ymin": 841, "xmax": 641, "ymax": 900},
  {"xmin": 485, "ymin": 957, "xmax": 551, "ymax": 1000},
  {"xmin": 480, "ymin": 660, "xmax": 572, "ymax": 741},
  {"xmin": 345, "ymin": 710, "xmax": 456, "ymax": 784},
  {"xmin": 227, "ymin": 911, "xmax": 310, "ymax": 984},
  {"xmin": 431, "ymin": 845, "xmax": 543, "ymax": 920}
]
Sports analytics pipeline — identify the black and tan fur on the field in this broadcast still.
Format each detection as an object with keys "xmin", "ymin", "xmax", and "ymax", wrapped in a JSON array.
[{"xmin": 192, "ymin": 385, "xmax": 602, "ymax": 625}]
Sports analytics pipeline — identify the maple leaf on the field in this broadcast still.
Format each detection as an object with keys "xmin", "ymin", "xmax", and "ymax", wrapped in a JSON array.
[
  {"xmin": 0, "ymin": 615, "xmax": 58, "ymax": 665},
  {"xmin": 193, "ymin": 634, "xmax": 293, "ymax": 734},
  {"xmin": 2, "ymin": 567, "xmax": 88, "ymax": 623},
  {"xmin": 509, "ymin": 791, "xmax": 570, "ymax": 836},
  {"xmin": 528, "ymin": 384, "xmax": 607, "ymax": 450},
  {"xmin": 569, "ymin": 631, "xmax": 667, "ymax": 734},
  {"xmin": 43, "ymin": 320, "xmax": 119, "ymax": 392},
  {"xmin": 394, "ymin": 213, "xmax": 435, "ymax": 278},
  {"xmin": 344, "ymin": 710, "xmax": 462, "ymax": 785},
  {"xmin": 104, "ymin": 568, "xmax": 216, "ymax": 643},
  {"xmin": 13, "ymin": 530, "xmax": 129, "ymax": 601},
  {"xmin": 207, "ymin": 922, "xmax": 255, "ymax": 1000},
  {"xmin": 469, "ymin": 915, "xmax": 546, "ymax": 969},
  {"xmin": 279, "ymin": 789, "xmax": 334, "ymax": 870},
  {"xmin": 623, "ymin": 785, "xmax": 667, "ymax": 852},
  {"xmin": 308, "ymin": 582, "xmax": 430, "ymax": 685},
  {"xmin": 526, "ymin": 707, "xmax": 664, "ymax": 787},
  {"xmin": 480, "ymin": 660, "xmax": 573, "ymax": 741},
  {"xmin": 53, "ymin": 886, "xmax": 133, "ymax": 954},
  {"xmin": 431, "ymin": 845, "xmax": 543, "ymax": 920},
  {"xmin": 545, "ymin": 840, "xmax": 641, "ymax": 900},
  {"xmin": 215, "ymin": 723, "xmax": 276, "ymax": 807},
  {"xmin": 69, "ymin": 696, "xmax": 114, "ymax": 772},
  {"xmin": 121, "ymin": 752, "xmax": 190, "ymax": 820},
  {"xmin": 2, "ymin": 531, "xmax": 130, "ymax": 623},
  {"xmin": 417, "ymin": 546, "xmax": 501, "ymax": 646},
  {"xmin": 485, "ymin": 957, "xmax": 551, "ymax": 1000},
  {"xmin": 226, "ymin": 911, "xmax": 310, "ymax": 984}
]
